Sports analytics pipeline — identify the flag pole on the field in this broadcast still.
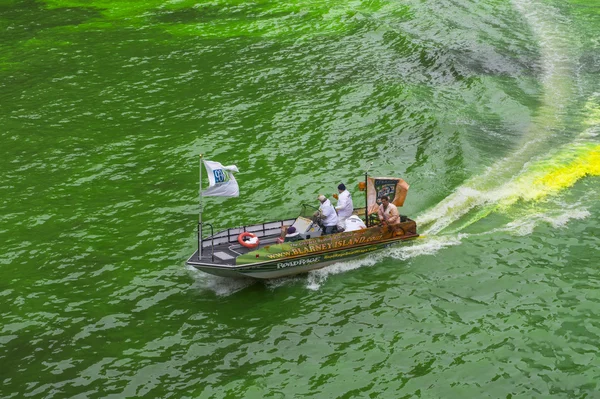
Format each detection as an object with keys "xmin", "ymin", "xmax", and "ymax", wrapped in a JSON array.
[
  {"xmin": 199, "ymin": 154, "xmax": 203, "ymax": 259},
  {"xmin": 365, "ymin": 171, "xmax": 369, "ymax": 227},
  {"xmin": 364, "ymin": 161, "xmax": 373, "ymax": 227}
]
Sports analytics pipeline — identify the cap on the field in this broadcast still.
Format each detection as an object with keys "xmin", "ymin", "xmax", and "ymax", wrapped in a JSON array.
[
  {"xmin": 338, "ymin": 183, "xmax": 346, "ymax": 191},
  {"xmin": 318, "ymin": 194, "xmax": 326, "ymax": 202}
]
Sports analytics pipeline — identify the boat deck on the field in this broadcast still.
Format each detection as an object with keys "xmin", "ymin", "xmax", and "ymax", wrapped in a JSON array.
[
  {"xmin": 187, "ymin": 217, "xmax": 297, "ymax": 266},
  {"xmin": 188, "ymin": 234, "xmax": 281, "ymax": 266}
]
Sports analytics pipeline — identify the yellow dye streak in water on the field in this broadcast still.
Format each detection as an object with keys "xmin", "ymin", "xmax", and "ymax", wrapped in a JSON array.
[
  {"xmin": 515, "ymin": 96, "xmax": 600, "ymax": 203},
  {"xmin": 518, "ymin": 143, "xmax": 600, "ymax": 202},
  {"xmin": 448, "ymin": 143, "xmax": 599, "ymax": 233}
]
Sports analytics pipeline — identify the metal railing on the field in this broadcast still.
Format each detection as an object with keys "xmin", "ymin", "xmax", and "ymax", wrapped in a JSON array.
[
  {"xmin": 195, "ymin": 205, "xmax": 369, "ymax": 260},
  {"xmin": 197, "ymin": 218, "xmax": 296, "ymax": 251},
  {"xmin": 198, "ymin": 222, "xmax": 215, "ymax": 261}
]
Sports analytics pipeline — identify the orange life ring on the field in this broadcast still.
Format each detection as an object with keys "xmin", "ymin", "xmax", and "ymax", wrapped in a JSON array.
[{"xmin": 238, "ymin": 232, "xmax": 260, "ymax": 249}]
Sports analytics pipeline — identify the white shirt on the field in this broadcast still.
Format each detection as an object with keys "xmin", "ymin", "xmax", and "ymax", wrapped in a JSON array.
[
  {"xmin": 319, "ymin": 199, "xmax": 338, "ymax": 227},
  {"xmin": 335, "ymin": 190, "xmax": 353, "ymax": 219},
  {"xmin": 378, "ymin": 202, "xmax": 400, "ymax": 224}
]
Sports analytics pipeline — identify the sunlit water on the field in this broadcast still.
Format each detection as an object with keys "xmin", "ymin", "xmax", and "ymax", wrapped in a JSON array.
[{"xmin": 1, "ymin": 0, "xmax": 599, "ymax": 397}]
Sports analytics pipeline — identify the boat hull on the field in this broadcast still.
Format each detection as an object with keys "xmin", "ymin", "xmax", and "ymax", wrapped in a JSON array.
[{"xmin": 187, "ymin": 233, "xmax": 418, "ymax": 279}]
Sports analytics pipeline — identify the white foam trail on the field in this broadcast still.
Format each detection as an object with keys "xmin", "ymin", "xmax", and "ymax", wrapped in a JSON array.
[
  {"xmin": 417, "ymin": 0, "xmax": 579, "ymax": 236},
  {"xmin": 417, "ymin": 179, "xmax": 523, "ymax": 235},
  {"xmin": 581, "ymin": 92, "xmax": 600, "ymax": 138},
  {"xmin": 539, "ymin": 208, "xmax": 590, "ymax": 228},
  {"xmin": 417, "ymin": 187, "xmax": 483, "ymax": 227},
  {"xmin": 498, "ymin": 218, "xmax": 537, "ymax": 237},
  {"xmin": 306, "ymin": 257, "xmax": 378, "ymax": 290},
  {"xmin": 265, "ymin": 275, "xmax": 305, "ymax": 290},
  {"xmin": 305, "ymin": 236, "xmax": 463, "ymax": 289},
  {"xmin": 512, "ymin": 0, "xmax": 575, "ymax": 96},
  {"xmin": 386, "ymin": 235, "xmax": 463, "ymax": 260},
  {"xmin": 464, "ymin": 205, "xmax": 590, "ymax": 238},
  {"xmin": 187, "ymin": 265, "xmax": 255, "ymax": 296}
]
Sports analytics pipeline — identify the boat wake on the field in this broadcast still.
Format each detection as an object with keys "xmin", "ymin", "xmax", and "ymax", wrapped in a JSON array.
[
  {"xmin": 418, "ymin": 140, "xmax": 599, "ymax": 235},
  {"xmin": 305, "ymin": 198, "xmax": 590, "ymax": 290},
  {"xmin": 306, "ymin": 257, "xmax": 379, "ymax": 290},
  {"xmin": 417, "ymin": 0, "xmax": 599, "ymax": 237},
  {"xmin": 305, "ymin": 236, "xmax": 462, "ymax": 290},
  {"xmin": 187, "ymin": 265, "xmax": 256, "ymax": 296}
]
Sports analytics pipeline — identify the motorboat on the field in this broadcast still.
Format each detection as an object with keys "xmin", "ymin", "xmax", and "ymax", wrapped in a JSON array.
[{"xmin": 186, "ymin": 156, "xmax": 418, "ymax": 279}]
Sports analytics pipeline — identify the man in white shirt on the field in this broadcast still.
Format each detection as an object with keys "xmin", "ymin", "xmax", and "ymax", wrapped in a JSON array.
[
  {"xmin": 334, "ymin": 183, "xmax": 354, "ymax": 231},
  {"xmin": 317, "ymin": 194, "xmax": 338, "ymax": 235}
]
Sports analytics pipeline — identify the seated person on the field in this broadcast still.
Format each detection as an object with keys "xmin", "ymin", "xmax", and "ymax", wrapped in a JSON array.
[
  {"xmin": 277, "ymin": 225, "xmax": 302, "ymax": 244},
  {"xmin": 377, "ymin": 195, "xmax": 400, "ymax": 226},
  {"xmin": 316, "ymin": 194, "xmax": 338, "ymax": 235},
  {"xmin": 284, "ymin": 226, "xmax": 301, "ymax": 242},
  {"xmin": 277, "ymin": 226, "xmax": 288, "ymax": 244},
  {"xmin": 344, "ymin": 215, "xmax": 367, "ymax": 232}
]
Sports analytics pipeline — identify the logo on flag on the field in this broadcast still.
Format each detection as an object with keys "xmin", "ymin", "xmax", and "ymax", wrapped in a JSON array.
[{"xmin": 213, "ymin": 169, "xmax": 226, "ymax": 184}]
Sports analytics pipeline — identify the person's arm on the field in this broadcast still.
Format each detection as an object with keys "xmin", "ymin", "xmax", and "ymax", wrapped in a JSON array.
[
  {"xmin": 378, "ymin": 207, "xmax": 385, "ymax": 222},
  {"xmin": 388, "ymin": 205, "xmax": 400, "ymax": 224},
  {"xmin": 280, "ymin": 226, "xmax": 288, "ymax": 239}
]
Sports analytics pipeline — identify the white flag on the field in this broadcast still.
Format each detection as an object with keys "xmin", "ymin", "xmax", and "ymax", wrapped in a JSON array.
[{"xmin": 202, "ymin": 160, "xmax": 239, "ymax": 197}]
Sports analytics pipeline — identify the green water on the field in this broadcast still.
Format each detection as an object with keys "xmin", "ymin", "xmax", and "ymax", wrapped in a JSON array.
[{"xmin": 1, "ymin": 0, "xmax": 599, "ymax": 397}]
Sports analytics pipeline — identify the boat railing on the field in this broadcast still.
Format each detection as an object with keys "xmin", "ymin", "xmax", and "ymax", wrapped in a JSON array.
[
  {"xmin": 198, "ymin": 222, "xmax": 215, "ymax": 261},
  {"xmin": 299, "ymin": 203, "xmax": 319, "ymax": 219},
  {"xmin": 195, "ymin": 206, "xmax": 370, "ymax": 257},
  {"xmin": 198, "ymin": 218, "xmax": 297, "ymax": 249}
]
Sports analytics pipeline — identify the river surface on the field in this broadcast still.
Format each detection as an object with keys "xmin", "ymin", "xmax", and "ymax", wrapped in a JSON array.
[{"xmin": 1, "ymin": 0, "xmax": 599, "ymax": 397}]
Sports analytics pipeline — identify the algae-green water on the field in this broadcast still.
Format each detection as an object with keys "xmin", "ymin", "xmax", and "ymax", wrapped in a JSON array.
[{"xmin": 1, "ymin": 0, "xmax": 600, "ymax": 397}]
